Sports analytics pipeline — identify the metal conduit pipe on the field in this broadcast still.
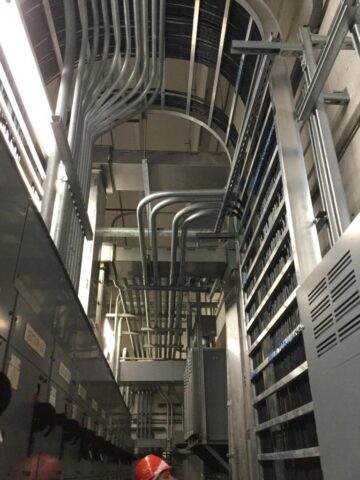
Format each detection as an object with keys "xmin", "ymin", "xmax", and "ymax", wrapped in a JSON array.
[
  {"xmin": 78, "ymin": 0, "xmax": 124, "ymax": 193},
  {"xmin": 82, "ymin": 0, "xmax": 110, "ymax": 108},
  {"xmin": 142, "ymin": 390, "xmax": 146, "ymax": 438},
  {"xmin": 89, "ymin": 0, "xmax": 140, "ymax": 128},
  {"xmin": 171, "ymin": 209, "xmax": 219, "ymax": 358},
  {"xmin": 53, "ymin": 0, "xmax": 89, "ymax": 250},
  {"xmin": 158, "ymin": 389, "xmax": 170, "ymax": 448},
  {"xmin": 112, "ymin": 292, "xmax": 120, "ymax": 374},
  {"xmin": 94, "ymin": 0, "xmax": 164, "ymax": 132},
  {"xmin": 137, "ymin": 390, "xmax": 142, "ymax": 438},
  {"xmin": 95, "ymin": 0, "xmax": 159, "ymax": 132},
  {"xmin": 150, "ymin": 197, "xmax": 220, "ymax": 357},
  {"xmin": 94, "ymin": 0, "xmax": 149, "ymax": 129},
  {"xmin": 137, "ymin": 191, "xmax": 223, "ymax": 350},
  {"xmin": 116, "ymin": 0, "xmax": 164, "ymax": 121},
  {"xmin": 84, "ymin": 0, "xmax": 130, "ymax": 137},
  {"xmin": 149, "ymin": 198, "xmax": 181, "ymax": 358},
  {"xmin": 113, "ymin": 279, "xmax": 137, "ymax": 359},
  {"xmin": 74, "ymin": 0, "xmax": 130, "ymax": 206},
  {"xmin": 81, "ymin": 0, "xmax": 100, "ymax": 99},
  {"xmin": 89, "ymin": 0, "xmax": 128, "ymax": 113},
  {"xmin": 41, "ymin": 0, "xmax": 76, "ymax": 227},
  {"xmin": 166, "ymin": 201, "xmax": 221, "ymax": 357},
  {"xmin": 149, "ymin": 389, "xmax": 153, "ymax": 439},
  {"xmin": 77, "ymin": 0, "xmax": 102, "ymax": 190},
  {"xmin": 68, "ymin": 0, "xmax": 88, "ymax": 155},
  {"xmin": 139, "ymin": 0, "xmax": 166, "ymax": 115},
  {"xmin": 141, "ymin": 390, "xmax": 145, "ymax": 439},
  {"xmin": 80, "ymin": 0, "xmax": 140, "ymax": 192},
  {"xmin": 163, "ymin": 391, "xmax": 174, "ymax": 443}
]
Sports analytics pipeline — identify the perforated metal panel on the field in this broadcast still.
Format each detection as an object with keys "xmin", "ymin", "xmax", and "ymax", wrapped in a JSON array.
[{"xmin": 297, "ymin": 213, "xmax": 360, "ymax": 480}]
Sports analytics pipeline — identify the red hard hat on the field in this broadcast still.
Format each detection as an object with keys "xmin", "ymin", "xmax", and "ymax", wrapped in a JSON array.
[{"xmin": 134, "ymin": 454, "xmax": 172, "ymax": 480}]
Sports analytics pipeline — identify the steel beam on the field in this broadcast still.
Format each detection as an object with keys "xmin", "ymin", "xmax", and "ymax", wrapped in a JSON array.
[
  {"xmin": 231, "ymin": 34, "xmax": 355, "ymax": 56},
  {"xmin": 124, "ymin": 284, "xmax": 210, "ymax": 293},
  {"xmin": 51, "ymin": 116, "xmax": 93, "ymax": 240},
  {"xmin": 113, "ymin": 246, "xmax": 226, "ymax": 263},
  {"xmin": 297, "ymin": 0, "xmax": 359, "ymax": 121},
  {"xmin": 323, "ymin": 90, "xmax": 350, "ymax": 105},
  {"xmin": 232, "ymin": 40, "xmax": 303, "ymax": 56},
  {"xmin": 94, "ymin": 147, "xmax": 229, "ymax": 166},
  {"xmin": 118, "ymin": 360, "xmax": 186, "ymax": 385},
  {"xmin": 97, "ymin": 227, "xmax": 234, "ymax": 239}
]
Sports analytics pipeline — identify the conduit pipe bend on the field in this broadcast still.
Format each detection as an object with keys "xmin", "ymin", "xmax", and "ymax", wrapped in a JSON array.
[
  {"xmin": 94, "ymin": 0, "xmax": 166, "ymax": 132},
  {"xmin": 113, "ymin": 279, "xmax": 137, "ymax": 366},
  {"xmin": 166, "ymin": 202, "xmax": 221, "ymax": 357},
  {"xmin": 171, "ymin": 208, "xmax": 220, "ymax": 358},
  {"xmin": 137, "ymin": 191, "xmax": 223, "ymax": 350},
  {"xmin": 150, "ymin": 197, "xmax": 222, "ymax": 357}
]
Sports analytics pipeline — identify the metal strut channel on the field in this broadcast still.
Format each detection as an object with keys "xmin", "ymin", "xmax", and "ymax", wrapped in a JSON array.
[
  {"xmin": 214, "ymin": 49, "xmax": 274, "ymax": 233},
  {"xmin": 51, "ymin": 116, "xmax": 93, "ymax": 240},
  {"xmin": 296, "ymin": 0, "xmax": 360, "ymax": 121}
]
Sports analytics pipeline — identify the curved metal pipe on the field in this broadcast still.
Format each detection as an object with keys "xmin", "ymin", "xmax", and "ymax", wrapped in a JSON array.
[
  {"xmin": 93, "ymin": 0, "xmax": 165, "ymax": 136},
  {"xmin": 113, "ymin": 279, "xmax": 136, "ymax": 360},
  {"xmin": 165, "ymin": 201, "xmax": 220, "ymax": 356},
  {"xmin": 137, "ymin": 191, "xmax": 223, "ymax": 351},
  {"xmin": 93, "ymin": 0, "xmax": 148, "ymax": 128},
  {"xmin": 137, "ymin": 190, "xmax": 224, "ymax": 284},
  {"xmin": 150, "ymin": 198, "xmax": 220, "ymax": 356},
  {"xmin": 171, "ymin": 208, "xmax": 219, "ymax": 357}
]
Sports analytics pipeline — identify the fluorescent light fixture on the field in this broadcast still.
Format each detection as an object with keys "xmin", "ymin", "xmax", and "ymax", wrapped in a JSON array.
[{"xmin": 0, "ymin": 0, "xmax": 56, "ymax": 159}]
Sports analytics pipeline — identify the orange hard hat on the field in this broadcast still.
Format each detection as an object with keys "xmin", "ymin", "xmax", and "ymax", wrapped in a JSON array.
[{"xmin": 134, "ymin": 454, "xmax": 172, "ymax": 480}]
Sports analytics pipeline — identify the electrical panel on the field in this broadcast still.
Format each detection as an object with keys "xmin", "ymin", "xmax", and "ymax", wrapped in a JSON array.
[
  {"xmin": 184, "ymin": 348, "xmax": 227, "ymax": 444},
  {"xmin": 297, "ymin": 213, "xmax": 360, "ymax": 480},
  {"xmin": 0, "ymin": 142, "xmax": 133, "ymax": 479},
  {"xmin": 237, "ymin": 95, "xmax": 323, "ymax": 479}
]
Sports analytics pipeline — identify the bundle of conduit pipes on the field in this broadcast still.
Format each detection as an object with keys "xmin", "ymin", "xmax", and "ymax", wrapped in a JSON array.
[
  {"xmin": 42, "ymin": 0, "xmax": 165, "ymax": 280},
  {"xmin": 137, "ymin": 191, "xmax": 224, "ymax": 358}
]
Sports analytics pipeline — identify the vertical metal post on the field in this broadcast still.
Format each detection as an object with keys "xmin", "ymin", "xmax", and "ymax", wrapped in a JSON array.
[
  {"xmin": 225, "ymin": 18, "xmax": 253, "ymax": 146},
  {"xmin": 95, "ymin": 262, "xmax": 106, "ymax": 337},
  {"xmin": 208, "ymin": 0, "xmax": 231, "ymax": 126},
  {"xmin": 141, "ymin": 159, "xmax": 152, "ymax": 355},
  {"xmin": 225, "ymin": 265, "xmax": 258, "ymax": 480},
  {"xmin": 352, "ymin": 21, "xmax": 360, "ymax": 54},
  {"xmin": 186, "ymin": 0, "xmax": 201, "ymax": 115},
  {"xmin": 300, "ymin": 27, "xmax": 351, "ymax": 244},
  {"xmin": 196, "ymin": 292, "xmax": 208, "ymax": 443},
  {"xmin": 270, "ymin": 56, "xmax": 322, "ymax": 282}
]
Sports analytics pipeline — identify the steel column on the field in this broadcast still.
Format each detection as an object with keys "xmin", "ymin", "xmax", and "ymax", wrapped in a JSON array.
[
  {"xmin": 300, "ymin": 27, "xmax": 351, "ymax": 243},
  {"xmin": 297, "ymin": 0, "xmax": 359, "ymax": 121}
]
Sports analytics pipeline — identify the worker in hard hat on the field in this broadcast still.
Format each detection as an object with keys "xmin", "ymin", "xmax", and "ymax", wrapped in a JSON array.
[{"xmin": 134, "ymin": 454, "xmax": 176, "ymax": 480}]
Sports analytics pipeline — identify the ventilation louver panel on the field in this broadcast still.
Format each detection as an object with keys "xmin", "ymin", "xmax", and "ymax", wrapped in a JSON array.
[{"xmin": 305, "ymin": 250, "xmax": 360, "ymax": 359}]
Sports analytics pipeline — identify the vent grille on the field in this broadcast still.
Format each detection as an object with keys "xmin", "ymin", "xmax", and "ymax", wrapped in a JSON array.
[
  {"xmin": 313, "ymin": 314, "xmax": 334, "ymax": 339},
  {"xmin": 316, "ymin": 333, "xmax": 338, "ymax": 357},
  {"xmin": 308, "ymin": 278, "xmax": 327, "ymax": 305},
  {"xmin": 338, "ymin": 314, "xmax": 360, "ymax": 342},
  {"xmin": 327, "ymin": 250, "xmax": 351, "ymax": 284},
  {"xmin": 306, "ymin": 251, "xmax": 360, "ymax": 358}
]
